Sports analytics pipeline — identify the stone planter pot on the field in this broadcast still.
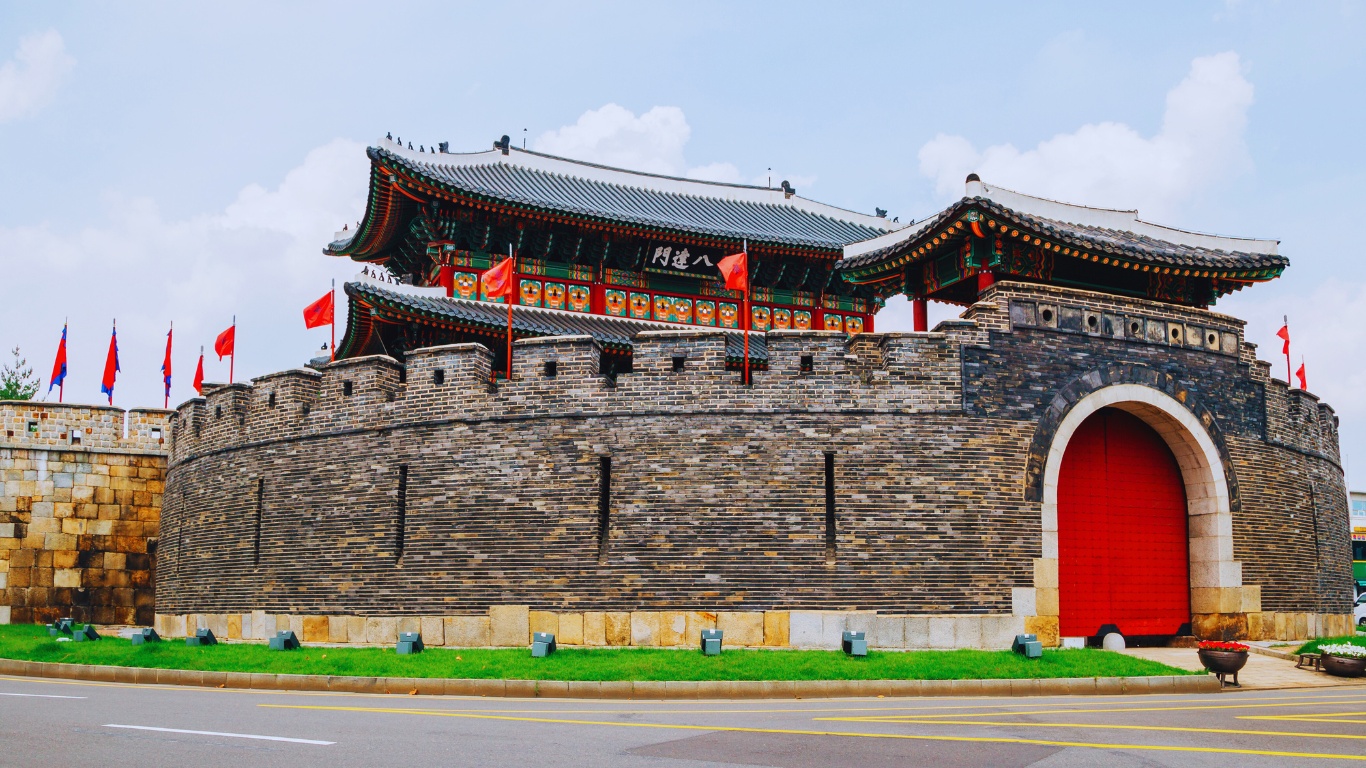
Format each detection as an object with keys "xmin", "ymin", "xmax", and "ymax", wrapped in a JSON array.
[
  {"xmin": 1321, "ymin": 654, "xmax": 1366, "ymax": 678},
  {"xmin": 1197, "ymin": 648, "xmax": 1248, "ymax": 687}
]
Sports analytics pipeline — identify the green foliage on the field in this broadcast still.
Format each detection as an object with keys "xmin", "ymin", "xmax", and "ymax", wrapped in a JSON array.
[
  {"xmin": 0, "ymin": 624, "xmax": 1194, "ymax": 681},
  {"xmin": 0, "ymin": 347, "xmax": 41, "ymax": 401}
]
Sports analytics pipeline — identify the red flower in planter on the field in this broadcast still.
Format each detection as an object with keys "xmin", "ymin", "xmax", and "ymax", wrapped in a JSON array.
[{"xmin": 1199, "ymin": 641, "xmax": 1250, "ymax": 651}]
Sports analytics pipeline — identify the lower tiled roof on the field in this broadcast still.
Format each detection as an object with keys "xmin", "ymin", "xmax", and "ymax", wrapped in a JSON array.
[{"xmin": 347, "ymin": 281, "xmax": 768, "ymax": 362}]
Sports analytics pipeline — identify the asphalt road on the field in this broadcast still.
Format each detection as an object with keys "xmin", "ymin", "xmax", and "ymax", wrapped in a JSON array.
[{"xmin": 3, "ymin": 674, "xmax": 1366, "ymax": 767}]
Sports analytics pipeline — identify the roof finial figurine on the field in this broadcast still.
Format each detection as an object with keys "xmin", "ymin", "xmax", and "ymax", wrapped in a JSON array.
[
  {"xmin": 875, "ymin": 207, "xmax": 887, "ymax": 218},
  {"xmin": 781, "ymin": 180, "xmax": 797, "ymax": 199},
  {"xmin": 494, "ymin": 135, "xmax": 511, "ymax": 155},
  {"xmin": 386, "ymin": 132, "xmax": 392, "ymax": 140},
  {"xmin": 420, "ymin": 145, "xmax": 424, "ymax": 152},
  {"xmin": 408, "ymin": 141, "xmax": 413, "ymax": 150},
  {"xmin": 438, "ymin": 141, "xmax": 449, "ymax": 153}
]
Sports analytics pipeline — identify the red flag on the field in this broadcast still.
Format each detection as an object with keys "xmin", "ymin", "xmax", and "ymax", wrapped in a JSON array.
[
  {"xmin": 193, "ymin": 352, "xmax": 205, "ymax": 395},
  {"xmin": 215, "ymin": 325, "xmax": 235, "ymax": 359},
  {"xmin": 481, "ymin": 256, "xmax": 515, "ymax": 299},
  {"xmin": 100, "ymin": 324, "xmax": 120, "ymax": 405},
  {"xmin": 161, "ymin": 326, "xmax": 173, "ymax": 401},
  {"xmin": 1276, "ymin": 324, "xmax": 1290, "ymax": 355},
  {"xmin": 48, "ymin": 324, "xmax": 68, "ymax": 396},
  {"xmin": 718, "ymin": 251, "xmax": 748, "ymax": 292},
  {"xmin": 303, "ymin": 291, "xmax": 334, "ymax": 329},
  {"xmin": 1296, "ymin": 362, "xmax": 1307, "ymax": 390}
]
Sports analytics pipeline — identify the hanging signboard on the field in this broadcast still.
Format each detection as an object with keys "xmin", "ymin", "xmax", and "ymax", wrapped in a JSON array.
[{"xmin": 644, "ymin": 241, "xmax": 725, "ymax": 278}]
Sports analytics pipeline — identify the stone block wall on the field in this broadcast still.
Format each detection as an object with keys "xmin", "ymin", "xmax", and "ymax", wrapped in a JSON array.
[
  {"xmin": 151, "ymin": 281, "xmax": 1352, "ymax": 646},
  {"xmin": 1, "ymin": 402, "xmax": 168, "ymax": 625}
]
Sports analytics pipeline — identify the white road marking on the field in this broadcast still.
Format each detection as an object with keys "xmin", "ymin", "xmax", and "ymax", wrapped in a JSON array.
[
  {"xmin": 102, "ymin": 725, "xmax": 334, "ymax": 745},
  {"xmin": 0, "ymin": 692, "xmax": 86, "ymax": 699}
]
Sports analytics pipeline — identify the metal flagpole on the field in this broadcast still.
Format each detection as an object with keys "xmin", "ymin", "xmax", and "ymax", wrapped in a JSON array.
[
  {"xmin": 1284, "ymin": 314, "xmax": 1291, "ymax": 384},
  {"xmin": 60, "ymin": 317, "xmax": 66, "ymax": 403},
  {"xmin": 507, "ymin": 243, "xmax": 515, "ymax": 381},
  {"xmin": 330, "ymin": 279, "xmax": 336, "ymax": 362},
  {"xmin": 165, "ymin": 321, "xmax": 172, "ymax": 409},
  {"xmin": 743, "ymin": 239, "xmax": 750, "ymax": 386},
  {"xmin": 230, "ymin": 315, "xmax": 236, "ymax": 385}
]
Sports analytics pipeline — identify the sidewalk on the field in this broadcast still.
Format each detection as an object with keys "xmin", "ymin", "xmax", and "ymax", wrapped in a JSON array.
[{"xmin": 1121, "ymin": 647, "xmax": 1366, "ymax": 690}]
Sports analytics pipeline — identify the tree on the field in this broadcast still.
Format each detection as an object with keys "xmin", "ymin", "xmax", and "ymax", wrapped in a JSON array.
[{"xmin": 0, "ymin": 347, "xmax": 40, "ymax": 401}]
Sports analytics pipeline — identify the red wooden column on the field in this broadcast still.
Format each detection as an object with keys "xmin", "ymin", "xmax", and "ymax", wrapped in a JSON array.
[
  {"xmin": 913, "ymin": 298, "xmax": 928, "ymax": 332},
  {"xmin": 977, "ymin": 270, "xmax": 996, "ymax": 294}
]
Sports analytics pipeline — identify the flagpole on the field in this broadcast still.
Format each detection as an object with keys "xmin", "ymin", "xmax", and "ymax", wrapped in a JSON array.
[
  {"xmin": 507, "ymin": 243, "xmax": 514, "ymax": 381},
  {"xmin": 60, "ymin": 317, "xmax": 66, "ymax": 404},
  {"xmin": 743, "ymin": 239, "xmax": 750, "ymax": 386},
  {"xmin": 1283, "ymin": 314, "xmax": 1291, "ymax": 385},
  {"xmin": 230, "ymin": 315, "xmax": 236, "ymax": 385},
  {"xmin": 330, "ymin": 279, "xmax": 336, "ymax": 362}
]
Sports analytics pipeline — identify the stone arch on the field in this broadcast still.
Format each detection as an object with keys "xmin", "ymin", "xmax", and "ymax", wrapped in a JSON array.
[{"xmin": 1023, "ymin": 366, "xmax": 1251, "ymax": 641}]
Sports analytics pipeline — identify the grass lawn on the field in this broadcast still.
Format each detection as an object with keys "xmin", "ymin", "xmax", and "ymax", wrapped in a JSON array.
[
  {"xmin": 0, "ymin": 624, "xmax": 1195, "ymax": 682},
  {"xmin": 1295, "ymin": 635, "xmax": 1366, "ymax": 655}
]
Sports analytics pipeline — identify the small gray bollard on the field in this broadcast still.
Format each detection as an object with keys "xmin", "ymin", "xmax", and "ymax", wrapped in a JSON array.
[
  {"xmin": 130, "ymin": 628, "xmax": 160, "ymax": 645},
  {"xmin": 1012, "ymin": 633, "xmax": 1042, "ymax": 659},
  {"xmin": 49, "ymin": 618, "xmax": 75, "ymax": 637},
  {"xmin": 186, "ymin": 628, "xmax": 217, "ymax": 647},
  {"xmin": 269, "ymin": 630, "xmax": 300, "ymax": 651},
  {"xmin": 700, "ymin": 629, "xmax": 723, "ymax": 656},
  {"xmin": 397, "ymin": 632, "xmax": 424, "ymax": 655},
  {"xmin": 531, "ymin": 632, "xmax": 556, "ymax": 657},
  {"xmin": 842, "ymin": 630, "xmax": 868, "ymax": 656}
]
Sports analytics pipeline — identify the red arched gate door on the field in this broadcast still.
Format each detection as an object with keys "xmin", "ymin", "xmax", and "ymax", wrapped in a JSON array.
[{"xmin": 1057, "ymin": 407, "xmax": 1191, "ymax": 638}]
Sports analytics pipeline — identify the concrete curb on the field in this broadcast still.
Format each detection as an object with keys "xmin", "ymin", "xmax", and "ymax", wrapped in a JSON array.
[
  {"xmin": 1249, "ymin": 645, "xmax": 1299, "ymax": 661},
  {"xmin": 0, "ymin": 658, "xmax": 1221, "ymax": 698}
]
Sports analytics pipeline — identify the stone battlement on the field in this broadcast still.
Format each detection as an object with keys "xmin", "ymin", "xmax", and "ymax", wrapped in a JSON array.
[
  {"xmin": 167, "ymin": 282, "xmax": 1338, "ymax": 472},
  {"xmin": 1, "ymin": 401, "xmax": 171, "ymax": 456}
]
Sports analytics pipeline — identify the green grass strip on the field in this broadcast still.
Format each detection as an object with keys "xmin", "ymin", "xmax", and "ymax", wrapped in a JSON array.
[
  {"xmin": 0, "ymin": 625, "xmax": 1196, "ymax": 682},
  {"xmin": 1294, "ymin": 634, "xmax": 1366, "ymax": 656}
]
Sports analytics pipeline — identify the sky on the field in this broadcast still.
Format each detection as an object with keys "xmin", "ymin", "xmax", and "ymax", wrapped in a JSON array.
[{"xmin": 1, "ymin": 1, "xmax": 1364, "ymax": 484}]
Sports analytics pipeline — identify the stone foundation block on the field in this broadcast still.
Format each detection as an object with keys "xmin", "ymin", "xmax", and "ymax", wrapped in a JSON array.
[
  {"xmin": 605, "ymin": 612, "xmax": 631, "ymax": 646},
  {"xmin": 328, "ymin": 615, "xmax": 350, "ymax": 643},
  {"xmin": 559, "ymin": 613, "xmax": 584, "ymax": 645},
  {"xmin": 582, "ymin": 612, "xmax": 606, "ymax": 646},
  {"xmin": 346, "ymin": 616, "xmax": 366, "ymax": 644},
  {"xmin": 788, "ymin": 612, "xmax": 824, "ymax": 648},
  {"xmin": 630, "ymin": 611, "xmax": 660, "ymax": 646},
  {"xmin": 1192, "ymin": 612, "xmax": 1248, "ymax": 641},
  {"xmin": 421, "ymin": 616, "xmax": 444, "ymax": 646},
  {"xmin": 444, "ymin": 615, "xmax": 490, "ymax": 647},
  {"xmin": 1024, "ymin": 615, "xmax": 1059, "ymax": 647},
  {"xmin": 905, "ymin": 617, "xmax": 931, "ymax": 648},
  {"xmin": 718, "ymin": 612, "xmax": 764, "ymax": 646},
  {"xmin": 302, "ymin": 615, "xmax": 330, "ymax": 644},
  {"xmin": 1035, "ymin": 588, "xmax": 1059, "ymax": 617},
  {"xmin": 684, "ymin": 611, "xmax": 717, "ymax": 641},
  {"xmin": 927, "ymin": 617, "xmax": 955, "ymax": 648},
  {"xmin": 658, "ymin": 612, "xmax": 687, "ymax": 647},
  {"xmin": 489, "ymin": 605, "xmax": 529, "ymax": 647},
  {"xmin": 763, "ymin": 611, "xmax": 790, "ymax": 647},
  {"xmin": 227, "ymin": 613, "xmax": 242, "ymax": 640},
  {"xmin": 1011, "ymin": 588, "xmax": 1037, "ymax": 617},
  {"xmin": 288, "ymin": 615, "xmax": 305, "ymax": 640},
  {"xmin": 529, "ymin": 611, "xmax": 559, "ymax": 640},
  {"xmin": 981, "ymin": 615, "xmax": 1025, "ymax": 650},
  {"xmin": 365, "ymin": 617, "xmax": 398, "ymax": 645}
]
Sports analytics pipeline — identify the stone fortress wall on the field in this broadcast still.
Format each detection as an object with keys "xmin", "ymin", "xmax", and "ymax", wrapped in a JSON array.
[
  {"xmin": 0, "ymin": 402, "xmax": 168, "ymax": 625},
  {"xmin": 152, "ymin": 281, "xmax": 1354, "ymax": 649}
]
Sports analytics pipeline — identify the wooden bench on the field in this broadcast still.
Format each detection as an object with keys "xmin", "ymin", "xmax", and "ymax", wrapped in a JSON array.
[{"xmin": 1296, "ymin": 653, "xmax": 1322, "ymax": 671}]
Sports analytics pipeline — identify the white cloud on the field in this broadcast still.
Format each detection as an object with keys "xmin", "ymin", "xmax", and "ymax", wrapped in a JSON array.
[
  {"xmin": 0, "ymin": 139, "xmax": 368, "ymax": 407},
  {"xmin": 534, "ymin": 104, "xmax": 691, "ymax": 176},
  {"xmin": 918, "ymin": 52, "xmax": 1253, "ymax": 219},
  {"xmin": 0, "ymin": 30, "xmax": 76, "ymax": 123},
  {"xmin": 535, "ymin": 103, "xmax": 816, "ymax": 189}
]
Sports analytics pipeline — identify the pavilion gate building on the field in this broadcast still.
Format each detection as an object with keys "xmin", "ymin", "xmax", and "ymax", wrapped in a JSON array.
[{"xmin": 146, "ymin": 138, "xmax": 1354, "ymax": 649}]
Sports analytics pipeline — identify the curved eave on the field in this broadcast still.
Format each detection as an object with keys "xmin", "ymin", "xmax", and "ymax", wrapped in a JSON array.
[
  {"xmin": 334, "ymin": 146, "xmax": 878, "ymax": 262},
  {"xmin": 836, "ymin": 200, "xmax": 1287, "ymax": 295}
]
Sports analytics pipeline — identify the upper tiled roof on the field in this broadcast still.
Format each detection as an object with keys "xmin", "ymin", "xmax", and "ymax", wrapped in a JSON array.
[
  {"xmin": 329, "ymin": 139, "xmax": 891, "ymax": 253},
  {"xmin": 347, "ymin": 279, "xmax": 768, "ymax": 363},
  {"xmin": 838, "ymin": 181, "xmax": 1286, "ymax": 276}
]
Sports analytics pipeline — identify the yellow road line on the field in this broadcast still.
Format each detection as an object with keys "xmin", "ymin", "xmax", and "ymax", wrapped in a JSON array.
[
  {"xmin": 815, "ymin": 717, "xmax": 1366, "ymax": 741},
  {"xmin": 824, "ymin": 698, "xmax": 1366, "ymax": 721},
  {"xmin": 258, "ymin": 703, "xmax": 1366, "ymax": 761}
]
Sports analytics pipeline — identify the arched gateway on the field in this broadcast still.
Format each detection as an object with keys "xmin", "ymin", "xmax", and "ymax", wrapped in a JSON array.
[{"xmin": 1057, "ymin": 407, "xmax": 1191, "ymax": 638}]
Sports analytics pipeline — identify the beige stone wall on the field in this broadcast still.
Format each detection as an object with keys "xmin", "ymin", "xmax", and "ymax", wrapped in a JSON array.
[
  {"xmin": 1, "ymin": 401, "xmax": 169, "ymax": 625},
  {"xmin": 155, "ymin": 607, "xmax": 1033, "ymax": 649}
]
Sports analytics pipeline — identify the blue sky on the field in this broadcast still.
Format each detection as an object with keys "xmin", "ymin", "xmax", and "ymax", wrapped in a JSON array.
[{"xmin": 1, "ymin": 1, "xmax": 1364, "ymax": 483}]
